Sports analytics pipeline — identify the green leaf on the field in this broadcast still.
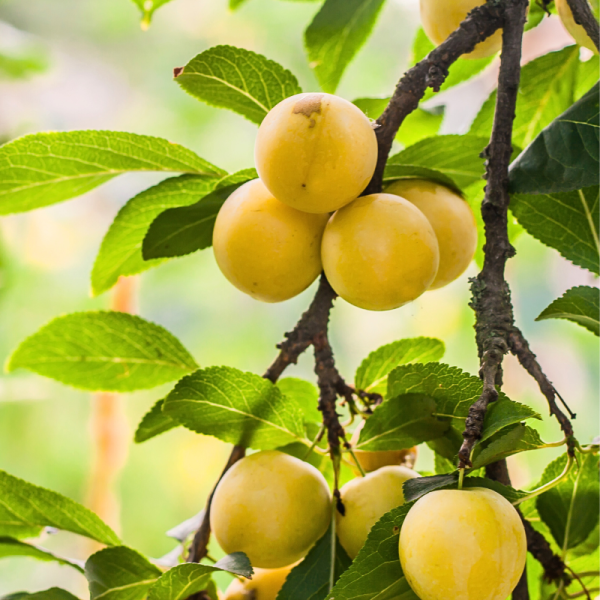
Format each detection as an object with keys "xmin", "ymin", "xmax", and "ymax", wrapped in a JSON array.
[
  {"xmin": 142, "ymin": 169, "xmax": 257, "ymax": 260},
  {"xmin": 278, "ymin": 525, "xmax": 351, "ymax": 600},
  {"xmin": 537, "ymin": 285, "xmax": 599, "ymax": 336},
  {"xmin": 537, "ymin": 453, "xmax": 600, "ymax": 550},
  {"xmin": 403, "ymin": 474, "xmax": 528, "ymax": 504},
  {"xmin": 356, "ymin": 394, "xmax": 450, "ymax": 451},
  {"xmin": 355, "ymin": 337, "xmax": 445, "ymax": 395},
  {"xmin": 130, "ymin": 0, "xmax": 173, "ymax": 28},
  {"xmin": 6, "ymin": 311, "xmax": 198, "ymax": 392},
  {"xmin": 0, "ymin": 45, "xmax": 48, "ymax": 80},
  {"xmin": 229, "ymin": 0, "xmax": 249, "ymax": 9},
  {"xmin": 411, "ymin": 28, "xmax": 493, "ymax": 102},
  {"xmin": 86, "ymin": 546, "xmax": 162, "ymax": 600},
  {"xmin": 396, "ymin": 107, "xmax": 444, "ymax": 148},
  {"xmin": 471, "ymin": 47, "xmax": 580, "ymax": 148},
  {"xmin": 0, "ymin": 131, "xmax": 224, "ymax": 215},
  {"xmin": 304, "ymin": 0, "xmax": 386, "ymax": 93},
  {"xmin": 383, "ymin": 165, "xmax": 463, "ymax": 196},
  {"xmin": 175, "ymin": 46, "xmax": 302, "ymax": 125},
  {"xmin": 134, "ymin": 399, "xmax": 178, "ymax": 443},
  {"xmin": 434, "ymin": 453, "xmax": 456, "ymax": 475},
  {"xmin": 148, "ymin": 553, "xmax": 253, "ymax": 600},
  {"xmin": 326, "ymin": 503, "xmax": 419, "ymax": 600},
  {"xmin": 277, "ymin": 377, "xmax": 321, "ymax": 424},
  {"xmin": 525, "ymin": 0, "xmax": 548, "ymax": 30},
  {"xmin": 471, "ymin": 424, "xmax": 546, "ymax": 469},
  {"xmin": 0, "ymin": 470, "xmax": 119, "ymax": 546},
  {"xmin": 387, "ymin": 363, "xmax": 539, "ymax": 442},
  {"xmin": 575, "ymin": 56, "xmax": 599, "ymax": 100},
  {"xmin": 386, "ymin": 135, "xmax": 488, "ymax": 190},
  {"xmin": 509, "ymin": 84, "xmax": 599, "ymax": 194},
  {"xmin": 1, "ymin": 590, "xmax": 80, "ymax": 600},
  {"xmin": 91, "ymin": 174, "xmax": 218, "ymax": 296},
  {"xmin": 510, "ymin": 186, "xmax": 599, "ymax": 274},
  {"xmin": 162, "ymin": 366, "xmax": 307, "ymax": 449},
  {"xmin": 0, "ymin": 537, "xmax": 84, "ymax": 572}
]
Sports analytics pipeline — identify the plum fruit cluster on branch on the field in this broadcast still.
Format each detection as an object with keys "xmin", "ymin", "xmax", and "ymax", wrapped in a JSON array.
[{"xmin": 182, "ymin": 2, "xmax": 595, "ymax": 600}]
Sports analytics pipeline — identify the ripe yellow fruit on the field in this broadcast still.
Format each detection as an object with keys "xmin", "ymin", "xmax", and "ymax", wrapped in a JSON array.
[
  {"xmin": 321, "ymin": 193, "xmax": 440, "ymax": 311},
  {"xmin": 336, "ymin": 465, "xmax": 419, "ymax": 559},
  {"xmin": 210, "ymin": 450, "xmax": 331, "ymax": 569},
  {"xmin": 556, "ymin": 0, "xmax": 599, "ymax": 53},
  {"xmin": 385, "ymin": 179, "xmax": 477, "ymax": 290},
  {"xmin": 399, "ymin": 488, "xmax": 527, "ymax": 600},
  {"xmin": 223, "ymin": 564, "xmax": 294, "ymax": 600},
  {"xmin": 420, "ymin": 0, "xmax": 503, "ymax": 59},
  {"xmin": 255, "ymin": 93, "xmax": 378, "ymax": 214},
  {"xmin": 212, "ymin": 179, "xmax": 328, "ymax": 303}
]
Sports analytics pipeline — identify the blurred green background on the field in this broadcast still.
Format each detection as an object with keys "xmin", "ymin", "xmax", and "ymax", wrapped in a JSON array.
[{"xmin": 0, "ymin": 0, "xmax": 597, "ymax": 595}]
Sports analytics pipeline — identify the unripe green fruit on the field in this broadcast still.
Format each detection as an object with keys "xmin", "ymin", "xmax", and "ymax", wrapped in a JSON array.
[
  {"xmin": 211, "ymin": 450, "xmax": 331, "ymax": 569},
  {"xmin": 399, "ymin": 488, "xmax": 527, "ymax": 600},
  {"xmin": 212, "ymin": 179, "xmax": 328, "ymax": 303},
  {"xmin": 385, "ymin": 179, "xmax": 477, "ymax": 290},
  {"xmin": 420, "ymin": 0, "xmax": 503, "ymax": 59},
  {"xmin": 255, "ymin": 93, "xmax": 378, "ymax": 214},
  {"xmin": 223, "ymin": 564, "xmax": 295, "ymax": 600},
  {"xmin": 556, "ymin": 0, "xmax": 599, "ymax": 53},
  {"xmin": 321, "ymin": 193, "xmax": 440, "ymax": 311},
  {"xmin": 336, "ymin": 465, "xmax": 419, "ymax": 559}
]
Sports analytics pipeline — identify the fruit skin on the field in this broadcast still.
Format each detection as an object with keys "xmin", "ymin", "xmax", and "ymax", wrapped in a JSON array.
[
  {"xmin": 223, "ymin": 564, "xmax": 295, "ymax": 600},
  {"xmin": 321, "ymin": 193, "xmax": 440, "ymax": 311},
  {"xmin": 399, "ymin": 487, "xmax": 527, "ymax": 600},
  {"xmin": 212, "ymin": 179, "xmax": 328, "ymax": 303},
  {"xmin": 385, "ymin": 179, "xmax": 477, "ymax": 290},
  {"xmin": 556, "ymin": 0, "xmax": 599, "ymax": 53},
  {"xmin": 255, "ymin": 93, "xmax": 378, "ymax": 214},
  {"xmin": 420, "ymin": 0, "xmax": 503, "ymax": 59},
  {"xmin": 210, "ymin": 450, "xmax": 331, "ymax": 569},
  {"xmin": 336, "ymin": 465, "xmax": 419, "ymax": 559}
]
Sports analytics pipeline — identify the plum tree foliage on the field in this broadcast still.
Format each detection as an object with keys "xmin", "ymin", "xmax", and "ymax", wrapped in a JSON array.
[{"xmin": 0, "ymin": 0, "xmax": 598, "ymax": 600}]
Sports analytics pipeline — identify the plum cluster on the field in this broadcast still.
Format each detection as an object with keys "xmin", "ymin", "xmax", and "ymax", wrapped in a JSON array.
[
  {"xmin": 212, "ymin": 449, "xmax": 527, "ymax": 600},
  {"xmin": 213, "ymin": 92, "xmax": 478, "ymax": 311}
]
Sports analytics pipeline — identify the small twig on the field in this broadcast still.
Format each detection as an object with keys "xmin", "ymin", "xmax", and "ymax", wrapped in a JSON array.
[
  {"xmin": 566, "ymin": 0, "xmax": 600, "ymax": 51},
  {"xmin": 565, "ymin": 566, "xmax": 593, "ymax": 600},
  {"xmin": 513, "ymin": 454, "xmax": 574, "ymax": 505}
]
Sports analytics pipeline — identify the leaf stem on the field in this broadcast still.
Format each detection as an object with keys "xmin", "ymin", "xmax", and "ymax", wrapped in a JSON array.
[
  {"xmin": 347, "ymin": 447, "xmax": 366, "ymax": 477},
  {"xmin": 303, "ymin": 425, "xmax": 326, "ymax": 461},
  {"xmin": 575, "ymin": 441, "xmax": 600, "ymax": 454},
  {"xmin": 458, "ymin": 467, "xmax": 465, "ymax": 490},
  {"xmin": 513, "ymin": 454, "xmax": 574, "ymax": 506}
]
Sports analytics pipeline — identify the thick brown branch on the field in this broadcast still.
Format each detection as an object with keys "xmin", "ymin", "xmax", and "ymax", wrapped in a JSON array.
[
  {"xmin": 508, "ymin": 329, "xmax": 575, "ymax": 449},
  {"xmin": 365, "ymin": 0, "xmax": 504, "ymax": 194},
  {"xmin": 566, "ymin": 0, "xmax": 600, "ymax": 51},
  {"xmin": 459, "ymin": 0, "xmax": 529, "ymax": 468}
]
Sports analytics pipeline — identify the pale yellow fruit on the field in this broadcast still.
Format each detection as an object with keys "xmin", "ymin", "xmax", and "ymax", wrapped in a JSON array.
[
  {"xmin": 255, "ymin": 93, "xmax": 378, "ymax": 213},
  {"xmin": 420, "ymin": 0, "xmax": 503, "ymax": 59},
  {"xmin": 321, "ymin": 193, "xmax": 440, "ymax": 311},
  {"xmin": 223, "ymin": 564, "xmax": 294, "ymax": 600},
  {"xmin": 556, "ymin": 0, "xmax": 599, "ymax": 53},
  {"xmin": 337, "ymin": 465, "xmax": 419, "ymax": 559},
  {"xmin": 212, "ymin": 179, "xmax": 328, "ymax": 303},
  {"xmin": 211, "ymin": 450, "xmax": 331, "ymax": 569},
  {"xmin": 385, "ymin": 179, "xmax": 477, "ymax": 290},
  {"xmin": 399, "ymin": 488, "xmax": 527, "ymax": 600},
  {"xmin": 350, "ymin": 422, "xmax": 417, "ymax": 474}
]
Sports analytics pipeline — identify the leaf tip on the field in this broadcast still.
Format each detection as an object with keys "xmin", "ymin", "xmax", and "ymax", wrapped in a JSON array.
[{"xmin": 173, "ymin": 66, "xmax": 184, "ymax": 78}]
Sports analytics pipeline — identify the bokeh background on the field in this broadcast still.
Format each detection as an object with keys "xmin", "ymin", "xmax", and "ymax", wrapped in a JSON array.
[{"xmin": 0, "ymin": 0, "xmax": 597, "ymax": 594}]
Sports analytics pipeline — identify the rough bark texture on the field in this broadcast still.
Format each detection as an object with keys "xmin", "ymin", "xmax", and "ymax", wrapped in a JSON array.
[
  {"xmin": 459, "ymin": 0, "xmax": 529, "ymax": 468},
  {"xmin": 566, "ymin": 0, "xmax": 600, "ymax": 51}
]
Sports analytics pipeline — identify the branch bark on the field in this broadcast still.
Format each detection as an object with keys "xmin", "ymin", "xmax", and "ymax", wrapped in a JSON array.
[
  {"xmin": 365, "ymin": 0, "xmax": 504, "ymax": 195},
  {"xmin": 458, "ymin": 0, "xmax": 529, "ymax": 468},
  {"xmin": 566, "ymin": 0, "xmax": 600, "ymax": 51}
]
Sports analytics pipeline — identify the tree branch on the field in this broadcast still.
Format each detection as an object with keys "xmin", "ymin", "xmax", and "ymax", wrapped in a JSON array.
[
  {"xmin": 458, "ymin": 0, "xmax": 529, "ymax": 468},
  {"xmin": 364, "ymin": 0, "xmax": 504, "ymax": 195},
  {"xmin": 566, "ymin": 0, "xmax": 600, "ymax": 51}
]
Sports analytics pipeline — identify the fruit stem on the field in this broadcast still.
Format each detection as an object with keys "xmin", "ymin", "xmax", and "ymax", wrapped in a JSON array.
[
  {"xmin": 543, "ymin": 437, "xmax": 568, "ymax": 449},
  {"xmin": 512, "ymin": 454, "xmax": 575, "ymax": 506},
  {"xmin": 347, "ymin": 448, "xmax": 366, "ymax": 477},
  {"xmin": 458, "ymin": 467, "xmax": 465, "ymax": 490},
  {"xmin": 329, "ymin": 498, "xmax": 337, "ymax": 594}
]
